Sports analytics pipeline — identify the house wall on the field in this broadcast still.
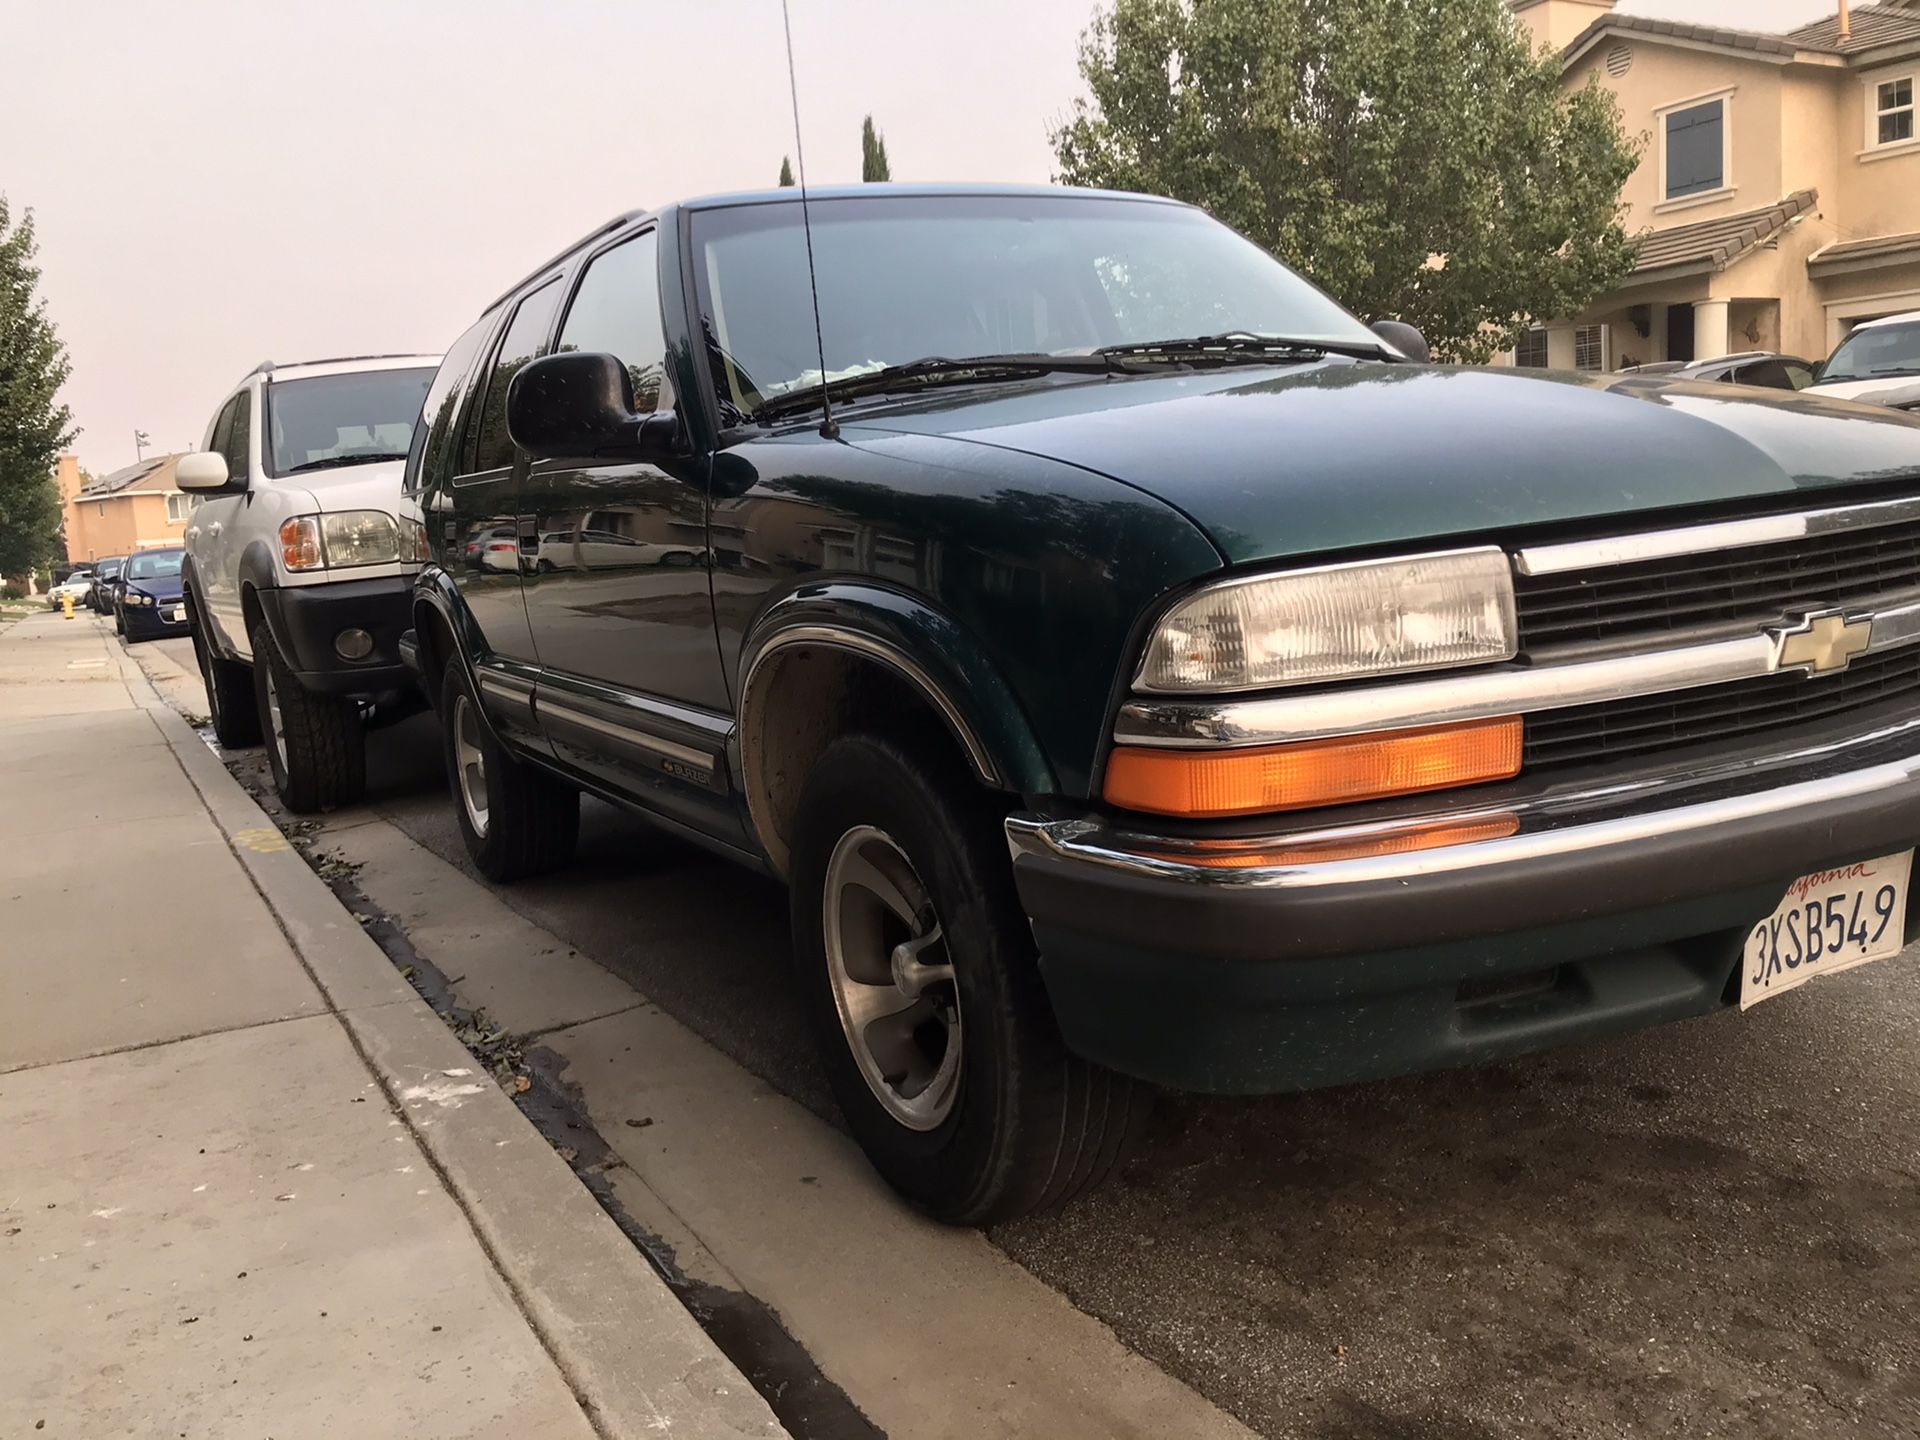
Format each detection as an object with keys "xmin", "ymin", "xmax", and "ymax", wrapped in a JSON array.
[
  {"xmin": 1835, "ymin": 58, "xmax": 1920, "ymax": 238},
  {"xmin": 67, "ymin": 493, "xmax": 189, "ymax": 562},
  {"xmin": 1511, "ymin": 0, "xmax": 1618, "ymax": 54},
  {"xmin": 1567, "ymin": 44, "xmax": 1785, "ymax": 233}
]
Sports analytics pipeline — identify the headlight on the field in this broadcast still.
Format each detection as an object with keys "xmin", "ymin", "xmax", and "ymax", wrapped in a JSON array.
[
  {"xmin": 1136, "ymin": 547, "xmax": 1517, "ymax": 693},
  {"xmin": 278, "ymin": 511, "xmax": 406, "ymax": 572},
  {"xmin": 322, "ymin": 511, "xmax": 403, "ymax": 568},
  {"xmin": 126, "ymin": 590, "xmax": 154, "ymax": 606}
]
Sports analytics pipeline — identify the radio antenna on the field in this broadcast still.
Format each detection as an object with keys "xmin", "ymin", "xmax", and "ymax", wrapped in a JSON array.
[{"xmin": 781, "ymin": 0, "xmax": 838, "ymax": 440}]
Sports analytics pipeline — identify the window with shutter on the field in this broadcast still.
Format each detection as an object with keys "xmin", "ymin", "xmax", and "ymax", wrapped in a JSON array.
[{"xmin": 1664, "ymin": 100, "xmax": 1725, "ymax": 200}]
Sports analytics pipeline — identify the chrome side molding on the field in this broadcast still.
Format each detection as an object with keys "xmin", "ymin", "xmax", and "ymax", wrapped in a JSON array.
[{"xmin": 1513, "ymin": 492, "xmax": 1920, "ymax": 577}]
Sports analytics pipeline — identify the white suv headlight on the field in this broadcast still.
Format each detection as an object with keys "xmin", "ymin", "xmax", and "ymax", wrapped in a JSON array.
[
  {"xmin": 280, "ymin": 511, "xmax": 407, "ymax": 571},
  {"xmin": 1136, "ymin": 547, "xmax": 1517, "ymax": 693}
]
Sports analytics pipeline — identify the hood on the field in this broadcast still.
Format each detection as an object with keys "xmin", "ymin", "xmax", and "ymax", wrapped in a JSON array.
[
  {"xmin": 846, "ymin": 362, "xmax": 1920, "ymax": 565},
  {"xmin": 281, "ymin": 458, "xmax": 407, "ymax": 516},
  {"xmin": 1812, "ymin": 375, "xmax": 1920, "ymax": 409}
]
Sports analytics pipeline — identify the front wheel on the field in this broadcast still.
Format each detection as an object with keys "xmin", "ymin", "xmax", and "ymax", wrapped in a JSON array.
[
  {"xmin": 251, "ymin": 621, "xmax": 365, "ymax": 813},
  {"xmin": 440, "ymin": 663, "xmax": 579, "ymax": 882},
  {"xmin": 789, "ymin": 733, "xmax": 1148, "ymax": 1225}
]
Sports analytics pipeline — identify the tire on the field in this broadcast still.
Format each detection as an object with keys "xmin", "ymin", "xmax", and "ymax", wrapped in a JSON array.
[
  {"xmin": 114, "ymin": 606, "xmax": 124, "ymax": 636},
  {"xmin": 189, "ymin": 594, "xmax": 261, "ymax": 748},
  {"xmin": 440, "ymin": 663, "xmax": 579, "ymax": 882},
  {"xmin": 251, "ymin": 620, "xmax": 365, "ymax": 813},
  {"xmin": 789, "ymin": 733, "xmax": 1149, "ymax": 1226}
]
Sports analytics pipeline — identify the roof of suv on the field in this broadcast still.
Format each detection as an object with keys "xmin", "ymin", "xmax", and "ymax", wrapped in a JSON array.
[
  {"xmin": 233, "ymin": 353, "xmax": 443, "ymax": 390},
  {"xmin": 1853, "ymin": 310, "xmax": 1920, "ymax": 332}
]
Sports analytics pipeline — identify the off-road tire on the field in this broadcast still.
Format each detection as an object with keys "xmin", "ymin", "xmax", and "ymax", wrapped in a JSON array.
[
  {"xmin": 251, "ymin": 620, "xmax": 365, "ymax": 813},
  {"xmin": 189, "ymin": 593, "xmax": 261, "ymax": 748},
  {"xmin": 789, "ymin": 732, "xmax": 1149, "ymax": 1226},
  {"xmin": 440, "ymin": 662, "xmax": 579, "ymax": 882}
]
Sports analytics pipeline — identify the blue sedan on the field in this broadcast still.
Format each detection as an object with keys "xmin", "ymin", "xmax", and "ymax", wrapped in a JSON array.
[{"xmin": 114, "ymin": 548, "xmax": 190, "ymax": 642}]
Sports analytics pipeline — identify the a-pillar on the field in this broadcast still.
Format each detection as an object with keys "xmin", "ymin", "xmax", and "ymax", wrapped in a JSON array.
[{"xmin": 1694, "ymin": 299, "xmax": 1732, "ymax": 361}]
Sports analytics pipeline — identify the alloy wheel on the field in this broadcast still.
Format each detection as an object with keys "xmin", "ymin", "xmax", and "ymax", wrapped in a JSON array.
[
  {"xmin": 453, "ymin": 693, "xmax": 490, "ymax": 838},
  {"xmin": 822, "ymin": 825, "xmax": 962, "ymax": 1131},
  {"xmin": 263, "ymin": 663, "xmax": 288, "ymax": 772}
]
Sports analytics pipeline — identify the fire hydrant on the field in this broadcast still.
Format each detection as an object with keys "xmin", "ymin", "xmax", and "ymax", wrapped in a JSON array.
[{"xmin": 61, "ymin": 593, "xmax": 75, "ymax": 619}]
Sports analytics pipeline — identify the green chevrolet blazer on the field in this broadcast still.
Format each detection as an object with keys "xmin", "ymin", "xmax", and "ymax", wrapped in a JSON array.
[{"xmin": 404, "ymin": 185, "xmax": 1920, "ymax": 1223}]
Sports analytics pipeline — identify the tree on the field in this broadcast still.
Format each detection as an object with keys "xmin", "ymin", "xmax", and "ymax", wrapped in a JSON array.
[
  {"xmin": 778, "ymin": 155, "xmax": 796, "ymax": 187},
  {"xmin": 861, "ymin": 115, "xmax": 891, "ymax": 182},
  {"xmin": 1052, "ymin": 0, "xmax": 1641, "ymax": 361},
  {"xmin": 0, "ymin": 197, "xmax": 75, "ymax": 577}
]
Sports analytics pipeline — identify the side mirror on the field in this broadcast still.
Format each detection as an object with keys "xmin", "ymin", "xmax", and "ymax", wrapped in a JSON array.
[
  {"xmin": 507, "ymin": 352, "xmax": 678, "ymax": 462},
  {"xmin": 1370, "ymin": 320, "xmax": 1430, "ymax": 364},
  {"xmin": 176, "ymin": 451, "xmax": 238, "ymax": 492}
]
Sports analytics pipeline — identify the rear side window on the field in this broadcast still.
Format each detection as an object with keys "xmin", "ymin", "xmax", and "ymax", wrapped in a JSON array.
[
  {"xmin": 409, "ymin": 317, "xmax": 496, "ymax": 493},
  {"xmin": 556, "ymin": 231, "xmax": 673, "ymax": 414},
  {"xmin": 466, "ymin": 279, "xmax": 564, "ymax": 475}
]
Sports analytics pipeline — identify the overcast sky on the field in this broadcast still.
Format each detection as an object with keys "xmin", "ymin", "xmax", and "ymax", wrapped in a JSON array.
[{"xmin": 3, "ymin": 0, "xmax": 1840, "ymax": 478}]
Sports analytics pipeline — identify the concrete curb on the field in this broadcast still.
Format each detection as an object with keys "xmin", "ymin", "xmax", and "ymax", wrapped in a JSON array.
[{"xmin": 112, "ymin": 644, "xmax": 787, "ymax": 1440}]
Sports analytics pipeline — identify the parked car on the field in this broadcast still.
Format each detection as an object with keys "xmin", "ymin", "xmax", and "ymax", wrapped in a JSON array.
[
  {"xmin": 1617, "ymin": 351, "xmax": 1816, "ymax": 390},
  {"xmin": 114, "ymin": 547, "xmax": 189, "ymax": 643},
  {"xmin": 46, "ymin": 572, "xmax": 94, "ymax": 608},
  {"xmin": 176, "ymin": 353, "xmax": 440, "ymax": 811},
  {"xmin": 86, "ymin": 556, "xmax": 125, "ymax": 614},
  {"xmin": 405, "ymin": 184, "xmax": 1920, "ymax": 1224},
  {"xmin": 1808, "ymin": 310, "xmax": 1920, "ymax": 404}
]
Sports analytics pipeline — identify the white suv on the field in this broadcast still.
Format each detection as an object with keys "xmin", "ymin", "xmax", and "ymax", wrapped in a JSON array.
[
  {"xmin": 177, "ymin": 353, "xmax": 439, "ymax": 811},
  {"xmin": 1809, "ymin": 310, "xmax": 1920, "ymax": 405}
]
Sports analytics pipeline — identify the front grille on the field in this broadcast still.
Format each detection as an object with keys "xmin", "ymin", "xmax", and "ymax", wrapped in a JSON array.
[
  {"xmin": 1524, "ymin": 644, "xmax": 1920, "ymax": 771},
  {"xmin": 1515, "ymin": 514, "xmax": 1920, "ymax": 651}
]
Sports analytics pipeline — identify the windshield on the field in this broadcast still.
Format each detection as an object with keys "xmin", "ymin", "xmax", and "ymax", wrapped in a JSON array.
[
  {"xmin": 1820, "ymin": 321, "xmax": 1920, "ymax": 383},
  {"xmin": 690, "ymin": 194, "xmax": 1380, "ymax": 420},
  {"xmin": 266, "ymin": 368, "xmax": 435, "ymax": 476},
  {"xmin": 98, "ymin": 559, "xmax": 123, "ymax": 578},
  {"xmin": 125, "ymin": 550, "xmax": 184, "ymax": 581}
]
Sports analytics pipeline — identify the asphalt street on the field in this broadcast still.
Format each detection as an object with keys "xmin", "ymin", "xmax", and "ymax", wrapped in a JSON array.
[{"xmin": 152, "ymin": 634, "xmax": 1920, "ymax": 1439}]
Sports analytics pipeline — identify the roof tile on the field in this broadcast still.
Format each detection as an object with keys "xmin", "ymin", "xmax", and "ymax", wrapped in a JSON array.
[{"xmin": 1631, "ymin": 190, "xmax": 1819, "ymax": 275}]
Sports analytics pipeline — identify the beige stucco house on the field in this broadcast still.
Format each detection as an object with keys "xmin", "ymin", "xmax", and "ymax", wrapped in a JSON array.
[
  {"xmin": 57, "ymin": 452, "xmax": 201, "ymax": 564},
  {"xmin": 1505, "ymin": 0, "xmax": 1920, "ymax": 372}
]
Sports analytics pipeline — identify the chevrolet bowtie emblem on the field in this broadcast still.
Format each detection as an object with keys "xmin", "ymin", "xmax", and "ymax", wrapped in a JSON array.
[{"xmin": 1771, "ymin": 609, "xmax": 1874, "ymax": 676}]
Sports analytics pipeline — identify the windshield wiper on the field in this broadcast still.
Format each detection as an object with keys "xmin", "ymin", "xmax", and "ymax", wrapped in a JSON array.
[
  {"xmin": 756, "ymin": 353, "xmax": 1118, "ymax": 421},
  {"xmin": 281, "ymin": 452, "xmax": 410, "ymax": 474},
  {"xmin": 1097, "ymin": 331, "xmax": 1391, "ymax": 363}
]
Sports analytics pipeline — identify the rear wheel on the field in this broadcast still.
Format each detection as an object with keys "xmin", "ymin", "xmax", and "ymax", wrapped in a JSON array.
[
  {"xmin": 251, "ymin": 620, "xmax": 365, "ymax": 813},
  {"xmin": 789, "ymin": 732, "xmax": 1148, "ymax": 1225},
  {"xmin": 189, "ymin": 594, "xmax": 261, "ymax": 747},
  {"xmin": 440, "ymin": 663, "xmax": 579, "ymax": 881}
]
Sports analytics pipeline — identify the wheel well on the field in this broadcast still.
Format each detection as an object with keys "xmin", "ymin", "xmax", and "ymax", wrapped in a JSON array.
[
  {"xmin": 742, "ymin": 646, "xmax": 985, "ymax": 876},
  {"xmin": 239, "ymin": 582, "xmax": 266, "ymax": 644},
  {"xmin": 414, "ymin": 602, "xmax": 458, "ymax": 711}
]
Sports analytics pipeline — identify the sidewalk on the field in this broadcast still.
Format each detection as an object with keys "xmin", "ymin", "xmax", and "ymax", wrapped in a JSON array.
[{"xmin": 0, "ymin": 612, "xmax": 784, "ymax": 1440}]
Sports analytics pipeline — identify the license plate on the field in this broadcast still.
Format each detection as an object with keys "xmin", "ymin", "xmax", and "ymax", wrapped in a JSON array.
[{"xmin": 1741, "ymin": 850, "xmax": 1912, "ymax": 1009}]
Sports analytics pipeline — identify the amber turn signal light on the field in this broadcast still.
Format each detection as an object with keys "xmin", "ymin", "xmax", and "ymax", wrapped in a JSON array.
[{"xmin": 1103, "ymin": 717, "xmax": 1523, "ymax": 818}]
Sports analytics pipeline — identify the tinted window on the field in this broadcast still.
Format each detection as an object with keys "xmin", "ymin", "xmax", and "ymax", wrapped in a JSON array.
[
  {"xmin": 209, "ymin": 393, "xmax": 241, "ymax": 468},
  {"xmin": 1783, "ymin": 362, "xmax": 1814, "ymax": 390},
  {"xmin": 1736, "ymin": 360, "xmax": 1793, "ymax": 390},
  {"xmin": 557, "ymin": 231, "xmax": 672, "ymax": 413},
  {"xmin": 1666, "ymin": 101, "xmax": 1724, "ymax": 199},
  {"xmin": 468, "ymin": 280, "xmax": 564, "ymax": 474},
  {"xmin": 1820, "ymin": 321, "xmax": 1920, "ymax": 383},
  {"xmin": 266, "ymin": 368, "xmax": 434, "ymax": 476},
  {"xmin": 408, "ymin": 316, "xmax": 498, "ymax": 494},
  {"xmin": 221, "ymin": 391, "xmax": 251, "ymax": 479}
]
